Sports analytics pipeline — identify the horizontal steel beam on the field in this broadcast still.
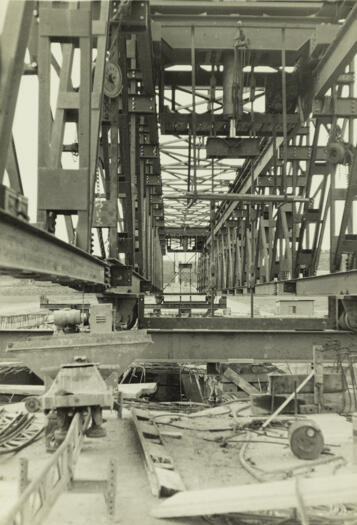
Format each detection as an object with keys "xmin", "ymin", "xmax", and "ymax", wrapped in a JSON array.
[
  {"xmin": 165, "ymin": 192, "xmax": 309, "ymax": 203},
  {"xmin": 142, "ymin": 317, "xmax": 331, "ymax": 331},
  {"xmin": 0, "ymin": 329, "xmax": 53, "ymax": 353},
  {"xmin": 150, "ymin": 1, "xmax": 330, "ymax": 17},
  {"xmin": 294, "ymin": 270, "xmax": 357, "ymax": 296},
  {"xmin": 165, "ymin": 226, "xmax": 208, "ymax": 237},
  {"xmin": 147, "ymin": 329, "xmax": 357, "ymax": 362},
  {"xmin": 206, "ymin": 138, "xmax": 260, "ymax": 159},
  {"xmin": 0, "ymin": 210, "xmax": 108, "ymax": 290},
  {"xmin": 255, "ymin": 270, "xmax": 357, "ymax": 296},
  {"xmin": 144, "ymin": 302, "xmax": 221, "ymax": 309},
  {"xmin": 160, "ymin": 112, "xmax": 299, "ymax": 137},
  {"xmin": 1, "ymin": 327, "xmax": 355, "ymax": 364}
]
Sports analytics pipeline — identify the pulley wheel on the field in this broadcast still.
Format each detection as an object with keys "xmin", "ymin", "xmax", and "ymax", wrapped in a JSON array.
[
  {"xmin": 288, "ymin": 420, "xmax": 324, "ymax": 460},
  {"xmin": 24, "ymin": 396, "xmax": 41, "ymax": 413}
]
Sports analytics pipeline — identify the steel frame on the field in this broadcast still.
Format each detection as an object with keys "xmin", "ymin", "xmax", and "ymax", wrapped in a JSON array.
[{"xmin": 1, "ymin": 0, "xmax": 357, "ymax": 316}]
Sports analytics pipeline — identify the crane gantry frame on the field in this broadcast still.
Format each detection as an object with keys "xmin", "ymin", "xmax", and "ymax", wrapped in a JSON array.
[{"xmin": 1, "ymin": 0, "xmax": 357, "ymax": 332}]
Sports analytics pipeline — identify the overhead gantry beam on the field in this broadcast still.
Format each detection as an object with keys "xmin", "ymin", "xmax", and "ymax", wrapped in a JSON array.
[
  {"xmin": 150, "ymin": 1, "xmax": 348, "ymax": 19},
  {"xmin": 0, "ymin": 210, "xmax": 108, "ymax": 290},
  {"xmin": 166, "ymin": 192, "xmax": 309, "ymax": 203}
]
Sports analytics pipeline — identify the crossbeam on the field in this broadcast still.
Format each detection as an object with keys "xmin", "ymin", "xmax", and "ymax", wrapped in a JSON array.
[
  {"xmin": 147, "ymin": 329, "xmax": 356, "ymax": 362},
  {"xmin": 165, "ymin": 192, "xmax": 309, "ymax": 203},
  {"xmin": 254, "ymin": 270, "xmax": 357, "ymax": 296}
]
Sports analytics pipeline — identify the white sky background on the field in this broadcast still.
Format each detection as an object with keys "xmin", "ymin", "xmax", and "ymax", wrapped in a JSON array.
[{"xmin": 1, "ymin": 0, "xmax": 356, "ymax": 263}]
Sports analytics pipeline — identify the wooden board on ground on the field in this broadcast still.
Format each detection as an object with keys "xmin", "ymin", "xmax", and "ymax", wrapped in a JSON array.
[
  {"xmin": 118, "ymin": 383, "xmax": 157, "ymax": 399},
  {"xmin": 151, "ymin": 473, "xmax": 357, "ymax": 518},
  {"xmin": 222, "ymin": 367, "xmax": 259, "ymax": 395},
  {"xmin": 0, "ymin": 384, "xmax": 45, "ymax": 396},
  {"xmin": 131, "ymin": 408, "xmax": 185, "ymax": 497}
]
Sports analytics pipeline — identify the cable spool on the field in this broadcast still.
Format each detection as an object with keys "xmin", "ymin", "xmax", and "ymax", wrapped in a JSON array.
[{"xmin": 288, "ymin": 420, "xmax": 324, "ymax": 460}]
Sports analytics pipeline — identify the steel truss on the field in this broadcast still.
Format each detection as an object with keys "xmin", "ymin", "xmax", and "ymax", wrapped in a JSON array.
[
  {"xmin": 0, "ymin": 0, "xmax": 164, "ymax": 301},
  {"xmin": 1, "ymin": 0, "xmax": 357, "ymax": 308}
]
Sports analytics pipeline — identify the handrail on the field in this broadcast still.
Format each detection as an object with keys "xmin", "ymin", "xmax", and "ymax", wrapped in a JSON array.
[{"xmin": 2, "ymin": 411, "xmax": 89, "ymax": 525}]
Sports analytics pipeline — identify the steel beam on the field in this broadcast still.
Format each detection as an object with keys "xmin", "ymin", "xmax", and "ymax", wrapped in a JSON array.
[
  {"xmin": 160, "ymin": 112, "xmax": 299, "ymax": 137},
  {"xmin": 147, "ymin": 329, "xmax": 356, "ymax": 362},
  {"xmin": 142, "ymin": 317, "xmax": 331, "ymax": 331},
  {"xmin": 150, "ymin": 1, "xmax": 329, "ymax": 17},
  {"xmin": 0, "ymin": 329, "xmax": 53, "ymax": 353},
  {"xmin": 165, "ymin": 193, "xmax": 309, "ymax": 203},
  {"xmin": 294, "ymin": 270, "xmax": 357, "ymax": 296},
  {"xmin": 0, "ymin": 210, "xmax": 108, "ymax": 290},
  {"xmin": 254, "ymin": 270, "xmax": 357, "ymax": 296},
  {"xmin": 313, "ymin": 3, "xmax": 357, "ymax": 98},
  {"xmin": 0, "ymin": 0, "xmax": 34, "ymax": 183},
  {"xmin": 1, "ymin": 326, "xmax": 354, "ymax": 364},
  {"xmin": 165, "ymin": 227, "xmax": 208, "ymax": 237},
  {"xmin": 206, "ymin": 138, "xmax": 260, "ymax": 159}
]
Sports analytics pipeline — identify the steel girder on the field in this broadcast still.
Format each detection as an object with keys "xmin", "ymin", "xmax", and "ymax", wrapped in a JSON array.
[
  {"xmin": 0, "ymin": 210, "xmax": 108, "ymax": 289},
  {"xmin": 0, "ymin": 326, "xmax": 355, "ymax": 363},
  {"xmin": 147, "ymin": 328, "xmax": 356, "ymax": 362},
  {"xmin": 313, "ymin": 3, "xmax": 357, "ymax": 98},
  {"xmin": 255, "ymin": 270, "xmax": 357, "ymax": 297}
]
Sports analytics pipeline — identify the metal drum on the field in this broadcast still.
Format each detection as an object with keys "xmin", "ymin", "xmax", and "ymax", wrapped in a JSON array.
[{"xmin": 288, "ymin": 420, "xmax": 324, "ymax": 460}]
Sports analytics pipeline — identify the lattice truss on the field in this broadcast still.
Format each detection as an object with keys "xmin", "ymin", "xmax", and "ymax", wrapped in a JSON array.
[{"xmin": 151, "ymin": 0, "xmax": 357, "ymax": 292}]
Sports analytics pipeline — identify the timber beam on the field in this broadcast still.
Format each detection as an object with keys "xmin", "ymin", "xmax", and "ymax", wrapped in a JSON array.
[{"xmin": 0, "ymin": 210, "xmax": 109, "ymax": 290}]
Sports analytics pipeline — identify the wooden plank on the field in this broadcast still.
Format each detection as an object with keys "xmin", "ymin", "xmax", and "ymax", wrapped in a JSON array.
[
  {"xmin": 131, "ymin": 408, "xmax": 185, "ymax": 497},
  {"xmin": 117, "ymin": 382, "xmax": 157, "ymax": 399},
  {"xmin": 0, "ymin": 384, "xmax": 45, "ymax": 396},
  {"xmin": 151, "ymin": 473, "xmax": 357, "ymax": 519},
  {"xmin": 222, "ymin": 367, "xmax": 259, "ymax": 395}
]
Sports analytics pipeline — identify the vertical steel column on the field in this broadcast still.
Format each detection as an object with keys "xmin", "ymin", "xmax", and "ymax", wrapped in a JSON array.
[
  {"xmin": 76, "ymin": 4, "xmax": 92, "ymax": 251},
  {"xmin": 0, "ymin": 0, "xmax": 34, "ymax": 183}
]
